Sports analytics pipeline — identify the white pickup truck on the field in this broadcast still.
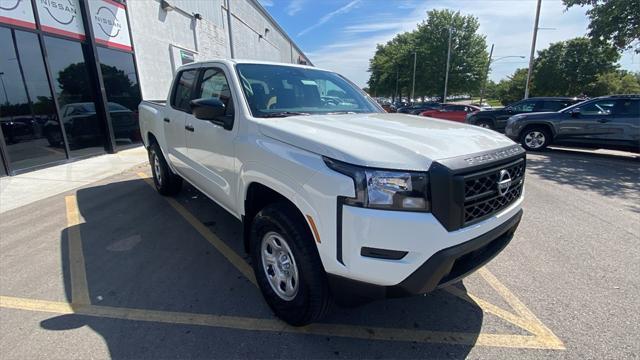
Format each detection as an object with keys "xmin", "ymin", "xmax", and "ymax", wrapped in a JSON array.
[{"xmin": 139, "ymin": 60, "xmax": 526, "ymax": 325}]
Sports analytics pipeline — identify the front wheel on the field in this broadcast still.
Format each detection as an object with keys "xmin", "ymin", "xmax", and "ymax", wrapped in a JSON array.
[
  {"xmin": 520, "ymin": 127, "xmax": 551, "ymax": 151},
  {"xmin": 476, "ymin": 119, "xmax": 494, "ymax": 130},
  {"xmin": 250, "ymin": 203, "xmax": 332, "ymax": 326}
]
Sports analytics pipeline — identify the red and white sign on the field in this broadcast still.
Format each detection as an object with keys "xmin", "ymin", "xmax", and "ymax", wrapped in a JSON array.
[
  {"xmin": 88, "ymin": 0, "xmax": 131, "ymax": 51},
  {"xmin": 36, "ymin": 0, "xmax": 86, "ymax": 40},
  {"xmin": 0, "ymin": 0, "xmax": 36, "ymax": 29}
]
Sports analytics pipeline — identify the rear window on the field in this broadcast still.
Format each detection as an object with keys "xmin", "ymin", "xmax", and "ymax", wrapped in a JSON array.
[{"xmin": 171, "ymin": 69, "xmax": 198, "ymax": 112}]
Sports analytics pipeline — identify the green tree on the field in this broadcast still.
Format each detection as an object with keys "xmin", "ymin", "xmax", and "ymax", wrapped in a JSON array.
[
  {"xmin": 563, "ymin": 0, "xmax": 640, "ymax": 53},
  {"xmin": 590, "ymin": 71, "xmax": 640, "ymax": 95},
  {"xmin": 496, "ymin": 68, "xmax": 529, "ymax": 105},
  {"xmin": 367, "ymin": 9, "xmax": 488, "ymax": 100},
  {"xmin": 532, "ymin": 37, "xmax": 619, "ymax": 96}
]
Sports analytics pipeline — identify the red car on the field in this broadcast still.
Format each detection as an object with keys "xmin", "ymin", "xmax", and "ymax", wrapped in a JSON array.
[{"xmin": 419, "ymin": 104, "xmax": 480, "ymax": 122}]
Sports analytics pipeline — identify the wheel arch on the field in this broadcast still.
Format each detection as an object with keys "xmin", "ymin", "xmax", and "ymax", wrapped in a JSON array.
[{"xmin": 521, "ymin": 122, "xmax": 557, "ymax": 138}]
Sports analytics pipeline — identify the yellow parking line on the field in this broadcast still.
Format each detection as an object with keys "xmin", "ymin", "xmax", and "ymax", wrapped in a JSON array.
[
  {"xmin": 0, "ymin": 295, "xmax": 562, "ymax": 349},
  {"xmin": 137, "ymin": 173, "xmax": 257, "ymax": 285},
  {"xmin": 65, "ymin": 195, "xmax": 90, "ymax": 305}
]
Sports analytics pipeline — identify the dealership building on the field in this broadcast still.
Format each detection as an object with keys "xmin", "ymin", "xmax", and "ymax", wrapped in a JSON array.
[{"xmin": 0, "ymin": 0, "xmax": 310, "ymax": 176}]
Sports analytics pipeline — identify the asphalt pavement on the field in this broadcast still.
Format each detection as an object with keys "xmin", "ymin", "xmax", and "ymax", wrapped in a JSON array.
[{"xmin": 0, "ymin": 147, "xmax": 638, "ymax": 359}]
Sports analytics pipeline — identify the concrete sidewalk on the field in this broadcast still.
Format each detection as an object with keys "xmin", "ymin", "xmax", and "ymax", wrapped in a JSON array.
[{"xmin": 0, "ymin": 146, "xmax": 148, "ymax": 214}]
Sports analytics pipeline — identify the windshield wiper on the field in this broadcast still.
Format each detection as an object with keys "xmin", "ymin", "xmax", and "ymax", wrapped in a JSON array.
[{"xmin": 259, "ymin": 111, "xmax": 310, "ymax": 118}]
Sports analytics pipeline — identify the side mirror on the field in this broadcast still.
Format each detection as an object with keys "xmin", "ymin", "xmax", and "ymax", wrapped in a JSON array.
[
  {"xmin": 505, "ymin": 106, "xmax": 513, "ymax": 113},
  {"xmin": 190, "ymin": 98, "xmax": 233, "ymax": 130},
  {"xmin": 570, "ymin": 108, "xmax": 581, "ymax": 117}
]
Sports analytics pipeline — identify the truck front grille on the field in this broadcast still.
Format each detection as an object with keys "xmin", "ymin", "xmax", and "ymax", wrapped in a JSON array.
[{"xmin": 462, "ymin": 159, "xmax": 525, "ymax": 225}]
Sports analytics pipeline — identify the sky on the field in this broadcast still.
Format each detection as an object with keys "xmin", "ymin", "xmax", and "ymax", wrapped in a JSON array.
[{"xmin": 259, "ymin": 0, "xmax": 638, "ymax": 88}]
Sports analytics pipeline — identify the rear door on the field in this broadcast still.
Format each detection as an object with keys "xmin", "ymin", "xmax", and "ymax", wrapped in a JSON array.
[
  {"xmin": 184, "ymin": 65, "xmax": 239, "ymax": 215},
  {"xmin": 164, "ymin": 69, "xmax": 198, "ymax": 173},
  {"xmin": 612, "ymin": 98, "xmax": 640, "ymax": 145}
]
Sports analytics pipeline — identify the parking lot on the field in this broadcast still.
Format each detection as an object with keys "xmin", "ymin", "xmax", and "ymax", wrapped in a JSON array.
[{"xmin": 0, "ymin": 147, "xmax": 638, "ymax": 359}]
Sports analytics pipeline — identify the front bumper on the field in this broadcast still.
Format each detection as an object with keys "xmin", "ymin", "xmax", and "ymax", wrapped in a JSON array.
[{"xmin": 328, "ymin": 209, "xmax": 522, "ymax": 304}]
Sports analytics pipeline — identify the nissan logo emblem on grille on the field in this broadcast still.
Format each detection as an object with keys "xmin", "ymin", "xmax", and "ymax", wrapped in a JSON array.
[{"xmin": 497, "ymin": 169, "xmax": 512, "ymax": 196}]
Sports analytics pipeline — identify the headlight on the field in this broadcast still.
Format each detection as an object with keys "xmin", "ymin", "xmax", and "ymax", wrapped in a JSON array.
[{"xmin": 324, "ymin": 157, "xmax": 430, "ymax": 212}]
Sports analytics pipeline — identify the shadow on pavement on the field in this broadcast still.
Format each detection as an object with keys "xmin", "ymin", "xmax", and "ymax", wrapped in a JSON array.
[
  {"xmin": 41, "ymin": 177, "xmax": 483, "ymax": 359},
  {"xmin": 527, "ymin": 148, "xmax": 640, "ymax": 212}
]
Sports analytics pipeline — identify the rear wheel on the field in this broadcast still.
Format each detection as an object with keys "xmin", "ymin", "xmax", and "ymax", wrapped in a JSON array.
[
  {"xmin": 148, "ymin": 143, "xmax": 182, "ymax": 195},
  {"xmin": 520, "ymin": 126, "xmax": 551, "ymax": 151},
  {"xmin": 250, "ymin": 203, "xmax": 332, "ymax": 326}
]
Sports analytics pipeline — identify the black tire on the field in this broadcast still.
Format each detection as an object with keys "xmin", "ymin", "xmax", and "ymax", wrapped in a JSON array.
[
  {"xmin": 520, "ymin": 126, "xmax": 551, "ymax": 151},
  {"xmin": 148, "ymin": 143, "xmax": 182, "ymax": 196},
  {"xmin": 250, "ymin": 202, "xmax": 332, "ymax": 326},
  {"xmin": 476, "ymin": 119, "xmax": 494, "ymax": 130}
]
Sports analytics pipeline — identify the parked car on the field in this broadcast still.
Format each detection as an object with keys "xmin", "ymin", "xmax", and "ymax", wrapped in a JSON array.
[
  {"xmin": 505, "ymin": 95, "xmax": 639, "ymax": 152},
  {"xmin": 419, "ymin": 104, "xmax": 480, "ymax": 122},
  {"xmin": 397, "ymin": 102, "xmax": 441, "ymax": 114},
  {"xmin": 139, "ymin": 59, "xmax": 526, "ymax": 326},
  {"xmin": 466, "ymin": 97, "xmax": 583, "ymax": 132}
]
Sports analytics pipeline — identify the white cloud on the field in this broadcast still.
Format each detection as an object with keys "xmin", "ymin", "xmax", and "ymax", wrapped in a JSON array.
[
  {"xmin": 286, "ymin": 0, "xmax": 305, "ymax": 16},
  {"xmin": 305, "ymin": 0, "xmax": 622, "ymax": 87},
  {"xmin": 298, "ymin": 0, "xmax": 362, "ymax": 36},
  {"xmin": 258, "ymin": 0, "xmax": 274, "ymax": 7}
]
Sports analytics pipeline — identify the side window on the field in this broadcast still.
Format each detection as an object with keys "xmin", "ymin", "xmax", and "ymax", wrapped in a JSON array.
[
  {"xmin": 535, "ymin": 101, "xmax": 566, "ymax": 112},
  {"xmin": 580, "ymin": 100, "xmax": 616, "ymax": 116},
  {"xmin": 511, "ymin": 100, "xmax": 536, "ymax": 112},
  {"xmin": 616, "ymin": 99, "xmax": 640, "ymax": 116},
  {"xmin": 197, "ymin": 68, "xmax": 234, "ymax": 117},
  {"xmin": 171, "ymin": 69, "xmax": 198, "ymax": 112}
]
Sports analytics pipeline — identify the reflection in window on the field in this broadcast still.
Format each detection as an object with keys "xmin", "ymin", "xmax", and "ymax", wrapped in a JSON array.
[
  {"xmin": 581, "ymin": 100, "xmax": 615, "ymax": 115},
  {"xmin": 45, "ymin": 35, "xmax": 105, "ymax": 157},
  {"xmin": 0, "ymin": 27, "xmax": 66, "ymax": 171},
  {"xmin": 97, "ymin": 47, "xmax": 142, "ymax": 148}
]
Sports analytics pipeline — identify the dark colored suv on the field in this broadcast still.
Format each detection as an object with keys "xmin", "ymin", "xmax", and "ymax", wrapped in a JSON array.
[
  {"xmin": 466, "ymin": 97, "xmax": 583, "ymax": 132},
  {"xmin": 397, "ymin": 102, "xmax": 442, "ymax": 114},
  {"xmin": 505, "ymin": 95, "xmax": 640, "ymax": 152}
]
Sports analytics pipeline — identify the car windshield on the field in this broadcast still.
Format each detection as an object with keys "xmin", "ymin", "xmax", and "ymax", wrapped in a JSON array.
[{"xmin": 235, "ymin": 64, "xmax": 382, "ymax": 117}]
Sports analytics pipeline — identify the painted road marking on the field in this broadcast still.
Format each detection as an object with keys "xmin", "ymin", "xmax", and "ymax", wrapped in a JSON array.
[
  {"xmin": 0, "ymin": 295, "xmax": 562, "ymax": 349},
  {"xmin": 0, "ymin": 173, "xmax": 565, "ymax": 350},
  {"xmin": 65, "ymin": 195, "xmax": 90, "ymax": 305}
]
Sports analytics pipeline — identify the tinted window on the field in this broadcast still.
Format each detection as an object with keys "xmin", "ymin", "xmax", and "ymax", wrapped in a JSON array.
[
  {"xmin": 617, "ymin": 99, "xmax": 640, "ymax": 116},
  {"xmin": 581, "ymin": 99, "xmax": 616, "ymax": 115},
  {"xmin": 97, "ymin": 47, "xmax": 142, "ymax": 148},
  {"xmin": 535, "ymin": 100, "xmax": 573, "ymax": 112},
  {"xmin": 171, "ymin": 69, "xmax": 197, "ymax": 112},
  {"xmin": 510, "ymin": 100, "xmax": 536, "ymax": 112},
  {"xmin": 197, "ymin": 68, "xmax": 234, "ymax": 117},
  {"xmin": 0, "ymin": 28, "xmax": 66, "ymax": 171},
  {"xmin": 45, "ymin": 35, "xmax": 104, "ymax": 157},
  {"xmin": 236, "ymin": 64, "xmax": 380, "ymax": 117}
]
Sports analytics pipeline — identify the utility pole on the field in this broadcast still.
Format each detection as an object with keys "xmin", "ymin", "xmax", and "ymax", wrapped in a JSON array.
[
  {"xmin": 394, "ymin": 66, "xmax": 399, "ymax": 102},
  {"xmin": 226, "ymin": 0, "xmax": 235, "ymax": 58},
  {"xmin": 411, "ymin": 51, "xmax": 417, "ymax": 103},
  {"xmin": 479, "ymin": 44, "xmax": 494, "ymax": 106},
  {"xmin": 524, "ymin": 0, "xmax": 541, "ymax": 99},
  {"xmin": 443, "ymin": 27, "xmax": 452, "ymax": 103}
]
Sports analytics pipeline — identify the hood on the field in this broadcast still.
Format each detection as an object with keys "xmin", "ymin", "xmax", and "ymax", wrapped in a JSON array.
[{"xmin": 258, "ymin": 113, "xmax": 516, "ymax": 171}]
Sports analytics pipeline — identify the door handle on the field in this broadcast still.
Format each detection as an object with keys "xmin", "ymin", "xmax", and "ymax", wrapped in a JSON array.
[
  {"xmin": 163, "ymin": 118, "xmax": 170, "ymax": 123},
  {"xmin": 185, "ymin": 124, "xmax": 195, "ymax": 132},
  {"xmin": 597, "ymin": 119, "xmax": 610, "ymax": 123}
]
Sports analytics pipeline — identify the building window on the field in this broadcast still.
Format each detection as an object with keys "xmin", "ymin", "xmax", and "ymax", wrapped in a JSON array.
[
  {"xmin": 44, "ymin": 35, "xmax": 106, "ymax": 157},
  {"xmin": 97, "ymin": 46, "xmax": 142, "ymax": 148},
  {"xmin": 0, "ymin": 27, "xmax": 66, "ymax": 172}
]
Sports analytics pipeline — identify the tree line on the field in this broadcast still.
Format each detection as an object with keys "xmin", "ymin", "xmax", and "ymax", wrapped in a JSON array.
[{"xmin": 367, "ymin": 0, "xmax": 639, "ymax": 104}]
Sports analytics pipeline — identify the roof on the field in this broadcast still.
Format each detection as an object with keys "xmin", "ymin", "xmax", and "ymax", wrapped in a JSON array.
[{"xmin": 178, "ymin": 59, "xmax": 330, "ymax": 72}]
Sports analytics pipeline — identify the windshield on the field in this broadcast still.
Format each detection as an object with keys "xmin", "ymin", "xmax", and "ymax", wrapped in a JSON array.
[{"xmin": 235, "ymin": 64, "xmax": 382, "ymax": 117}]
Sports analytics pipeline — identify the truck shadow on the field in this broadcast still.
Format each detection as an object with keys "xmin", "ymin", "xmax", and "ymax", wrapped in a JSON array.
[
  {"xmin": 41, "ymin": 178, "xmax": 483, "ymax": 359},
  {"xmin": 526, "ymin": 148, "xmax": 640, "ymax": 213}
]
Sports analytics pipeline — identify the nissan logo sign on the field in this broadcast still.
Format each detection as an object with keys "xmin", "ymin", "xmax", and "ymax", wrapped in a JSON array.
[{"xmin": 497, "ymin": 169, "xmax": 512, "ymax": 196}]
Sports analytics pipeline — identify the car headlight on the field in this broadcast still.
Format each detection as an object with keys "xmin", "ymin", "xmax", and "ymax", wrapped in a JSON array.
[{"xmin": 324, "ymin": 157, "xmax": 430, "ymax": 212}]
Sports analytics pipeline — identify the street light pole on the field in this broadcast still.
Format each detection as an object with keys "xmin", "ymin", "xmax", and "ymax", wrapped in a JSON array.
[
  {"xmin": 411, "ymin": 51, "xmax": 417, "ymax": 103},
  {"xmin": 524, "ymin": 0, "xmax": 542, "ymax": 99},
  {"xmin": 394, "ymin": 66, "xmax": 399, "ymax": 102},
  {"xmin": 0, "ymin": 72, "xmax": 9, "ymax": 106},
  {"xmin": 443, "ymin": 27, "xmax": 453, "ymax": 102},
  {"xmin": 479, "ymin": 43, "xmax": 494, "ymax": 106}
]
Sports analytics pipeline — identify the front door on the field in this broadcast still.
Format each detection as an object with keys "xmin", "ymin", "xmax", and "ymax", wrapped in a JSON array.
[
  {"xmin": 184, "ymin": 66, "xmax": 239, "ymax": 215},
  {"xmin": 497, "ymin": 99, "xmax": 538, "ymax": 129}
]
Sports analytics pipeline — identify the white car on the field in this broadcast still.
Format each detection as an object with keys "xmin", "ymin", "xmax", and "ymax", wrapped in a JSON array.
[{"xmin": 139, "ymin": 60, "xmax": 526, "ymax": 325}]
